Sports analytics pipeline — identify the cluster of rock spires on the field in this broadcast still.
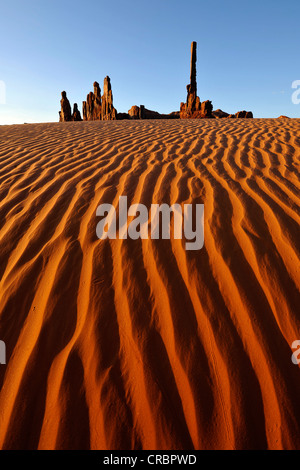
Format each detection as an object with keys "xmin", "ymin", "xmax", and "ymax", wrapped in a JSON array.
[
  {"xmin": 59, "ymin": 76, "xmax": 117, "ymax": 122},
  {"xmin": 59, "ymin": 92, "xmax": 82, "ymax": 122},
  {"xmin": 82, "ymin": 76, "xmax": 117, "ymax": 121},
  {"xmin": 59, "ymin": 41, "xmax": 253, "ymax": 122}
]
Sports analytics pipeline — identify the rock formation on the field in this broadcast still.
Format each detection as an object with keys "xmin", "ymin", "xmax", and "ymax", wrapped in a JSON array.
[
  {"xmin": 179, "ymin": 42, "xmax": 254, "ymax": 119},
  {"xmin": 126, "ymin": 105, "xmax": 179, "ymax": 120},
  {"xmin": 59, "ymin": 91, "xmax": 72, "ymax": 122},
  {"xmin": 128, "ymin": 105, "xmax": 140, "ymax": 119},
  {"xmin": 117, "ymin": 112, "xmax": 130, "ymax": 120},
  {"xmin": 235, "ymin": 110, "xmax": 253, "ymax": 118},
  {"xmin": 93, "ymin": 81, "xmax": 102, "ymax": 119},
  {"xmin": 200, "ymin": 100, "xmax": 213, "ymax": 118},
  {"xmin": 213, "ymin": 109, "xmax": 230, "ymax": 119},
  {"xmin": 180, "ymin": 42, "xmax": 213, "ymax": 118},
  {"xmin": 59, "ymin": 92, "xmax": 82, "ymax": 122},
  {"xmin": 58, "ymin": 43, "xmax": 254, "ymax": 122},
  {"xmin": 186, "ymin": 41, "xmax": 199, "ymax": 113},
  {"xmin": 72, "ymin": 103, "xmax": 82, "ymax": 121},
  {"xmin": 82, "ymin": 101, "xmax": 87, "ymax": 121},
  {"xmin": 213, "ymin": 109, "xmax": 253, "ymax": 119},
  {"xmin": 82, "ymin": 82, "xmax": 102, "ymax": 121},
  {"xmin": 82, "ymin": 77, "xmax": 117, "ymax": 121},
  {"xmin": 101, "ymin": 76, "xmax": 117, "ymax": 120},
  {"xmin": 139, "ymin": 105, "xmax": 145, "ymax": 119}
]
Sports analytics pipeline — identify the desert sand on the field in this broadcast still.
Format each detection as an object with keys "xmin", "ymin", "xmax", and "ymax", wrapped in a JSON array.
[{"xmin": 0, "ymin": 118, "xmax": 299, "ymax": 450}]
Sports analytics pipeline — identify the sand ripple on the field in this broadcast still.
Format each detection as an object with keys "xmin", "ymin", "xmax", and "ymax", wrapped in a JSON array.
[{"xmin": 0, "ymin": 119, "xmax": 299, "ymax": 449}]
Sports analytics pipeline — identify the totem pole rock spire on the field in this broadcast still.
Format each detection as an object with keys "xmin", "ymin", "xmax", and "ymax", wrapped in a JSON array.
[
  {"xmin": 180, "ymin": 41, "xmax": 212, "ymax": 118},
  {"xmin": 190, "ymin": 41, "xmax": 197, "ymax": 98},
  {"xmin": 185, "ymin": 41, "xmax": 200, "ymax": 116}
]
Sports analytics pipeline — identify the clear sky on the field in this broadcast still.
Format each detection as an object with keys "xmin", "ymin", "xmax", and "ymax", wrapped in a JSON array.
[{"xmin": 0, "ymin": 0, "xmax": 299, "ymax": 124}]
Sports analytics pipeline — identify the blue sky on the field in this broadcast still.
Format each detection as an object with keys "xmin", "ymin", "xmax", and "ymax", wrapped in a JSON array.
[{"xmin": 0, "ymin": 0, "xmax": 299, "ymax": 124}]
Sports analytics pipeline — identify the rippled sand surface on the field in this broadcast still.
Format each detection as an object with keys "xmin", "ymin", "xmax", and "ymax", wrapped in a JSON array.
[{"xmin": 0, "ymin": 119, "xmax": 299, "ymax": 449}]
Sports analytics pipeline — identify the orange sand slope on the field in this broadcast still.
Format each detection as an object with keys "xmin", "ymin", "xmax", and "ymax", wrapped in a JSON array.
[{"xmin": 0, "ymin": 119, "xmax": 299, "ymax": 450}]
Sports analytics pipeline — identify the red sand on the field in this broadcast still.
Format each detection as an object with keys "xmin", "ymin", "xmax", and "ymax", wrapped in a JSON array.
[{"xmin": 0, "ymin": 119, "xmax": 299, "ymax": 449}]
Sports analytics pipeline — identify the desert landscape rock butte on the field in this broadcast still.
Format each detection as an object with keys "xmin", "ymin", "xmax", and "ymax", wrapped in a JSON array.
[{"xmin": 59, "ymin": 42, "xmax": 254, "ymax": 122}]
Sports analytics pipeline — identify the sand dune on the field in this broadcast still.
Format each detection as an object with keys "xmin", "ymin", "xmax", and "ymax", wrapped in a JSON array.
[{"xmin": 0, "ymin": 118, "xmax": 299, "ymax": 450}]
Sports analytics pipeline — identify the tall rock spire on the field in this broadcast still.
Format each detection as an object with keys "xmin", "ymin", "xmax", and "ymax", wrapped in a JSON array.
[
  {"xmin": 180, "ymin": 41, "xmax": 212, "ymax": 118},
  {"xmin": 190, "ymin": 41, "xmax": 197, "ymax": 98},
  {"xmin": 185, "ymin": 41, "xmax": 199, "ymax": 115},
  {"xmin": 102, "ymin": 76, "xmax": 117, "ymax": 120},
  {"xmin": 59, "ymin": 91, "xmax": 72, "ymax": 122}
]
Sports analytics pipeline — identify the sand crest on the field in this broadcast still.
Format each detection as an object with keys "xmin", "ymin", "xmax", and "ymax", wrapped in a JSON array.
[{"xmin": 0, "ymin": 118, "xmax": 299, "ymax": 449}]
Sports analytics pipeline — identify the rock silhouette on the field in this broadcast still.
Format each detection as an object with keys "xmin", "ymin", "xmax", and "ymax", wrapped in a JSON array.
[
  {"xmin": 83, "ymin": 82, "xmax": 102, "ymax": 121},
  {"xmin": 126, "ymin": 105, "xmax": 179, "ymax": 120},
  {"xmin": 101, "ymin": 76, "xmax": 117, "ymax": 120},
  {"xmin": 85, "ymin": 81, "xmax": 102, "ymax": 120},
  {"xmin": 235, "ymin": 110, "xmax": 253, "ymax": 118},
  {"xmin": 179, "ymin": 42, "xmax": 254, "ymax": 119},
  {"xmin": 180, "ymin": 42, "xmax": 213, "ymax": 119},
  {"xmin": 59, "ymin": 91, "xmax": 72, "ymax": 122},
  {"xmin": 128, "ymin": 105, "xmax": 140, "ymax": 119},
  {"xmin": 200, "ymin": 100, "xmax": 213, "ymax": 118},
  {"xmin": 59, "ymin": 42, "xmax": 253, "ymax": 122},
  {"xmin": 82, "ymin": 77, "xmax": 117, "ymax": 120},
  {"xmin": 93, "ymin": 81, "xmax": 102, "ymax": 120},
  {"xmin": 213, "ymin": 109, "xmax": 253, "ymax": 119},
  {"xmin": 186, "ymin": 41, "xmax": 199, "ymax": 114},
  {"xmin": 72, "ymin": 103, "xmax": 82, "ymax": 121},
  {"xmin": 213, "ymin": 109, "xmax": 230, "ymax": 119}
]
